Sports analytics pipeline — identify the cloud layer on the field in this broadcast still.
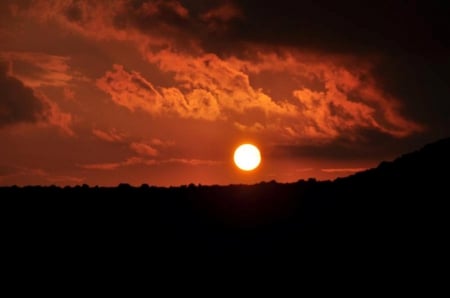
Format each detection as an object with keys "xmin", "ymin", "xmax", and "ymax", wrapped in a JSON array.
[{"xmin": 22, "ymin": 0, "xmax": 424, "ymax": 142}]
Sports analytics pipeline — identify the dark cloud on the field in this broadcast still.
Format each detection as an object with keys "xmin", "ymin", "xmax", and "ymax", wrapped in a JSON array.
[
  {"xmin": 0, "ymin": 63, "xmax": 46, "ymax": 127},
  {"xmin": 112, "ymin": 0, "xmax": 448, "ymax": 57},
  {"xmin": 275, "ymin": 128, "xmax": 436, "ymax": 161},
  {"xmin": 29, "ymin": 0, "xmax": 450, "ymax": 57},
  {"xmin": 64, "ymin": 3, "xmax": 84, "ymax": 23},
  {"xmin": 121, "ymin": 0, "xmax": 191, "ymax": 30},
  {"xmin": 230, "ymin": 1, "xmax": 449, "ymax": 55},
  {"xmin": 56, "ymin": 1, "xmax": 449, "ymax": 57},
  {"xmin": 372, "ymin": 54, "xmax": 450, "ymax": 135}
]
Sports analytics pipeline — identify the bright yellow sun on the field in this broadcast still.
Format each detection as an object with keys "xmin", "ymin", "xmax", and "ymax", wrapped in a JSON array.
[{"xmin": 233, "ymin": 144, "xmax": 261, "ymax": 171}]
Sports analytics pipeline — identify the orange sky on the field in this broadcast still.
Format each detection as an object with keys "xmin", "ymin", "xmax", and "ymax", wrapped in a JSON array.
[{"xmin": 0, "ymin": 1, "xmax": 448, "ymax": 186}]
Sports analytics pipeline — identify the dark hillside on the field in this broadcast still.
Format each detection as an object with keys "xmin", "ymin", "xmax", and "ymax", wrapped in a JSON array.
[{"xmin": 2, "ymin": 138, "xmax": 449, "ymax": 263}]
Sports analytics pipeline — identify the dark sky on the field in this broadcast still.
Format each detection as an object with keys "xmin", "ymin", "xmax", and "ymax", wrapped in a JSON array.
[{"xmin": 0, "ymin": 0, "xmax": 449, "ymax": 186}]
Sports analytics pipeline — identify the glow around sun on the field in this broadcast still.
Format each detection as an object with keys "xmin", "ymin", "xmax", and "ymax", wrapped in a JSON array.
[{"xmin": 233, "ymin": 144, "xmax": 261, "ymax": 171}]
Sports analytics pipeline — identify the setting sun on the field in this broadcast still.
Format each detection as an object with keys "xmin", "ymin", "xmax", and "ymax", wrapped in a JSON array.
[{"xmin": 233, "ymin": 144, "xmax": 261, "ymax": 171}]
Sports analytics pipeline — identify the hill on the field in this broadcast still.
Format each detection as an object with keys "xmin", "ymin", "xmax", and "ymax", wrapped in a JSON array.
[{"xmin": 1, "ymin": 138, "xmax": 449, "ymax": 263}]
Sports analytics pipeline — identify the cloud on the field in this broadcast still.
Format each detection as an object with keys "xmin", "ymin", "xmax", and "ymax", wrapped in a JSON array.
[
  {"xmin": 42, "ymin": 94, "xmax": 74, "ymax": 136},
  {"xmin": 200, "ymin": 2, "xmax": 242, "ymax": 33},
  {"xmin": 23, "ymin": 0, "xmax": 426, "ymax": 142},
  {"xmin": 165, "ymin": 158, "xmax": 221, "ymax": 166},
  {"xmin": 92, "ymin": 130, "xmax": 173, "ymax": 159},
  {"xmin": 80, "ymin": 163, "xmax": 121, "ymax": 171},
  {"xmin": 80, "ymin": 157, "xmax": 146, "ymax": 171},
  {"xmin": 23, "ymin": 1, "xmax": 447, "ymax": 57},
  {"xmin": 130, "ymin": 142, "xmax": 158, "ymax": 157},
  {"xmin": 46, "ymin": 175, "xmax": 84, "ymax": 184},
  {"xmin": 97, "ymin": 59, "xmax": 296, "ymax": 123},
  {"xmin": 92, "ymin": 128, "xmax": 125, "ymax": 142},
  {"xmin": 321, "ymin": 168, "xmax": 366, "ymax": 173},
  {"xmin": 80, "ymin": 156, "xmax": 220, "ymax": 171},
  {"xmin": 97, "ymin": 49, "xmax": 422, "ymax": 141},
  {"xmin": 0, "ymin": 51, "xmax": 74, "ymax": 87},
  {"xmin": 0, "ymin": 62, "xmax": 73, "ymax": 134},
  {"xmin": 0, "ymin": 63, "xmax": 46, "ymax": 127},
  {"xmin": 228, "ymin": 1, "xmax": 446, "ymax": 56},
  {"xmin": 147, "ymin": 49, "xmax": 421, "ymax": 139},
  {"xmin": 0, "ymin": 165, "xmax": 84, "ymax": 185},
  {"xmin": 0, "ymin": 165, "xmax": 46, "ymax": 178},
  {"xmin": 201, "ymin": 2, "xmax": 241, "ymax": 22},
  {"xmin": 63, "ymin": 87, "xmax": 75, "ymax": 101},
  {"xmin": 96, "ymin": 64, "xmax": 222, "ymax": 120},
  {"xmin": 151, "ymin": 138, "xmax": 174, "ymax": 147},
  {"xmin": 234, "ymin": 121, "xmax": 265, "ymax": 133},
  {"xmin": 148, "ymin": 50, "xmax": 296, "ymax": 115},
  {"xmin": 274, "ymin": 128, "xmax": 428, "ymax": 162},
  {"xmin": 24, "ymin": 0, "xmax": 192, "ymax": 48},
  {"xmin": 229, "ymin": 51, "xmax": 423, "ymax": 139}
]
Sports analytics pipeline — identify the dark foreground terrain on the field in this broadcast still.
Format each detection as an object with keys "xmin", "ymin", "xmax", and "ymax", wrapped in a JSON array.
[{"xmin": 2, "ymin": 138, "xmax": 449, "ymax": 266}]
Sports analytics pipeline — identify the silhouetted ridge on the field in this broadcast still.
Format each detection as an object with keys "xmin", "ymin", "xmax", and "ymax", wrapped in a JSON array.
[
  {"xmin": 350, "ymin": 136, "xmax": 450, "ymax": 182},
  {"xmin": 1, "ymin": 137, "xmax": 449, "ymax": 263}
]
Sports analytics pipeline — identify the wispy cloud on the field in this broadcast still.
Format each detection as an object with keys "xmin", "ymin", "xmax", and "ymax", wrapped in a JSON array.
[
  {"xmin": 92, "ymin": 128, "xmax": 125, "ymax": 143},
  {"xmin": 150, "ymin": 138, "xmax": 174, "ymax": 147},
  {"xmin": 164, "ymin": 158, "xmax": 222, "ymax": 166},
  {"xmin": 201, "ymin": 2, "xmax": 242, "ymax": 23},
  {"xmin": 321, "ymin": 168, "xmax": 367, "ymax": 173},
  {"xmin": 40, "ymin": 93, "xmax": 74, "ymax": 136},
  {"xmin": 0, "ymin": 165, "xmax": 84, "ymax": 185},
  {"xmin": 130, "ymin": 142, "xmax": 158, "ymax": 157},
  {"xmin": 80, "ymin": 156, "xmax": 221, "ymax": 171},
  {"xmin": 96, "ymin": 64, "xmax": 222, "ymax": 120},
  {"xmin": 79, "ymin": 157, "xmax": 146, "ymax": 170},
  {"xmin": 0, "ymin": 51, "xmax": 74, "ymax": 87}
]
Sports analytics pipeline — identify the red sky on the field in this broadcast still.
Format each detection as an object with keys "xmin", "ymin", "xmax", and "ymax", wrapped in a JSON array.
[{"xmin": 0, "ymin": 1, "xmax": 448, "ymax": 186}]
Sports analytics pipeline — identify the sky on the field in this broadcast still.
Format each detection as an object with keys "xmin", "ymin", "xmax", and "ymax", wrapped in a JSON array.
[{"xmin": 0, "ymin": 0, "xmax": 449, "ymax": 186}]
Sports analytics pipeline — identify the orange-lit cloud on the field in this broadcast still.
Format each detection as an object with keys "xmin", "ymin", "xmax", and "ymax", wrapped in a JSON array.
[
  {"xmin": 80, "ymin": 156, "xmax": 220, "ymax": 171},
  {"xmin": 151, "ymin": 138, "xmax": 174, "ymax": 147},
  {"xmin": 97, "ymin": 56, "xmax": 297, "ymax": 125},
  {"xmin": 0, "ymin": 165, "xmax": 84, "ymax": 185},
  {"xmin": 130, "ymin": 142, "xmax": 158, "ymax": 157},
  {"xmin": 80, "ymin": 157, "xmax": 142, "ymax": 171},
  {"xmin": 21, "ymin": 1, "xmax": 423, "ymax": 141},
  {"xmin": 41, "ymin": 93, "xmax": 74, "ymax": 136},
  {"xmin": 148, "ymin": 51, "xmax": 297, "ymax": 116},
  {"xmin": 166, "ymin": 158, "xmax": 222, "ymax": 166},
  {"xmin": 92, "ymin": 128, "xmax": 125, "ymax": 143},
  {"xmin": 0, "ymin": 51, "xmax": 74, "ymax": 87},
  {"xmin": 63, "ymin": 87, "xmax": 75, "ymax": 101},
  {"xmin": 96, "ymin": 64, "xmax": 222, "ymax": 120},
  {"xmin": 321, "ymin": 168, "xmax": 367, "ymax": 173},
  {"xmin": 230, "ymin": 51, "xmax": 423, "ymax": 139}
]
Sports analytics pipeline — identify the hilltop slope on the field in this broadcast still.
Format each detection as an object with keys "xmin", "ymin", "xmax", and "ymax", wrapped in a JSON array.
[{"xmin": 1, "ymin": 138, "xmax": 449, "ymax": 260}]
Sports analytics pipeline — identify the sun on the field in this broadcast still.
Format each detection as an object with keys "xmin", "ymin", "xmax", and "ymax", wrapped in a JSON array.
[{"xmin": 233, "ymin": 144, "xmax": 261, "ymax": 171}]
